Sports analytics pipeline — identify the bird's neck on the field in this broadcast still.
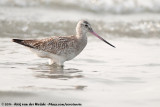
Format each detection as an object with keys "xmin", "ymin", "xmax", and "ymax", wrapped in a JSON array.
[
  {"xmin": 76, "ymin": 26, "xmax": 87, "ymax": 40},
  {"xmin": 76, "ymin": 32, "xmax": 87, "ymax": 39}
]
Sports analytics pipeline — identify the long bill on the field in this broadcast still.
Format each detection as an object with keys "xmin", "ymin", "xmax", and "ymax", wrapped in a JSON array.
[{"xmin": 90, "ymin": 31, "xmax": 116, "ymax": 48}]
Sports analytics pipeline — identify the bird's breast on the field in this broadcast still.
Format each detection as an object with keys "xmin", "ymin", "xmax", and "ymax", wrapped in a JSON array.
[{"xmin": 65, "ymin": 37, "xmax": 87, "ymax": 60}]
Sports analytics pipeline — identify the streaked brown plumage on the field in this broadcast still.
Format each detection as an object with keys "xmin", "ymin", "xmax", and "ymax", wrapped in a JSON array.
[
  {"xmin": 13, "ymin": 20, "xmax": 115, "ymax": 66},
  {"xmin": 14, "ymin": 36, "xmax": 78, "ymax": 54}
]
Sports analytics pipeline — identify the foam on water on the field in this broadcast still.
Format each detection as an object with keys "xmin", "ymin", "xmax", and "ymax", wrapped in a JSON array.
[
  {"xmin": 1, "ymin": 19, "xmax": 160, "ymax": 38},
  {"xmin": 1, "ymin": 0, "xmax": 160, "ymax": 14}
]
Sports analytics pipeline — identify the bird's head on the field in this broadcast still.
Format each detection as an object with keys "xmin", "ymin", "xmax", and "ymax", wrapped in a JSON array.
[
  {"xmin": 76, "ymin": 20, "xmax": 93, "ymax": 34},
  {"xmin": 76, "ymin": 20, "xmax": 116, "ymax": 48}
]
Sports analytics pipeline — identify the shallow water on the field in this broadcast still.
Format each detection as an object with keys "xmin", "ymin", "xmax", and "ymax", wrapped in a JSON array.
[{"xmin": 0, "ymin": 1, "xmax": 160, "ymax": 107}]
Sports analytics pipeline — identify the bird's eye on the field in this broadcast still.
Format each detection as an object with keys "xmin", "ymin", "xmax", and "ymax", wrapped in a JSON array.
[{"xmin": 85, "ymin": 24, "xmax": 88, "ymax": 27}]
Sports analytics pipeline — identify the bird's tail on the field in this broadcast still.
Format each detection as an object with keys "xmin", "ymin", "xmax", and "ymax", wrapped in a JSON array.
[
  {"xmin": 12, "ymin": 39, "xmax": 34, "ymax": 48},
  {"xmin": 12, "ymin": 39, "xmax": 23, "ymax": 44}
]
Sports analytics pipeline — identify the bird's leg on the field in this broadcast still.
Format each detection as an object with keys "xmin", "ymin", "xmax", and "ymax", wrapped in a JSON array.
[
  {"xmin": 48, "ymin": 59, "xmax": 55, "ymax": 65},
  {"xmin": 48, "ymin": 59, "xmax": 64, "ymax": 67}
]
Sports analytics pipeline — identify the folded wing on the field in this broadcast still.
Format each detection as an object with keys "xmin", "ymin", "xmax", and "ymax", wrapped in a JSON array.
[{"xmin": 12, "ymin": 36, "xmax": 77, "ymax": 55}]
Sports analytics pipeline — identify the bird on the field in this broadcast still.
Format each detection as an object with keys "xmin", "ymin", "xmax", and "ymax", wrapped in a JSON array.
[{"xmin": 12, "ymin": 20, "xmax": 115, "ymax": 66}]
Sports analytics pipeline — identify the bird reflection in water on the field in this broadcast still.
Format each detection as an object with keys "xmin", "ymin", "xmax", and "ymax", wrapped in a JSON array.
[
  {"xmin": 32, "ymin": 65, "xmax": 83, "ymax": 80},
  {"xmin": 28, "ymin": 64, "xmax": 86, "ymax": 90}
]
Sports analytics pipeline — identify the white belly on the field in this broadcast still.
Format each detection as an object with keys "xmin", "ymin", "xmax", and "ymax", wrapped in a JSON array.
[{"xmin": 29, "ymin": 48, "xmax": 65, "ymax": 65}]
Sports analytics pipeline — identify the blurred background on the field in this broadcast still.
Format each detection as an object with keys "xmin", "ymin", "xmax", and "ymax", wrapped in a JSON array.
[
  {"xmin": 0, "ymin": 0, "xmax": 160, "ymax": 107},
  {"xmin": 1, "ymin": 0, "xmax": 160, "ymax": 38}
]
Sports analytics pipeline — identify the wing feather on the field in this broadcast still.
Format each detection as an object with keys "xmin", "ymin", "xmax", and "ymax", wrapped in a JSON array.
[{"xmin": 13, "ymin": 36, "xmax": 77, "ymax": 55}]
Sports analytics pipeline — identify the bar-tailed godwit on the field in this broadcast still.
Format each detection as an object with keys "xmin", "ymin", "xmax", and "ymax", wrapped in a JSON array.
[{"xmin": 13, "ymin": 20, "xmax": 115, "ymax": 66}]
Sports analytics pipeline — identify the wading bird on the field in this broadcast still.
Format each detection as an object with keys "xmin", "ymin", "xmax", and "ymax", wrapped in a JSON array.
[{"xmin": 13, "ymin": 20, "xmax": 115, "ymax": 66}]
